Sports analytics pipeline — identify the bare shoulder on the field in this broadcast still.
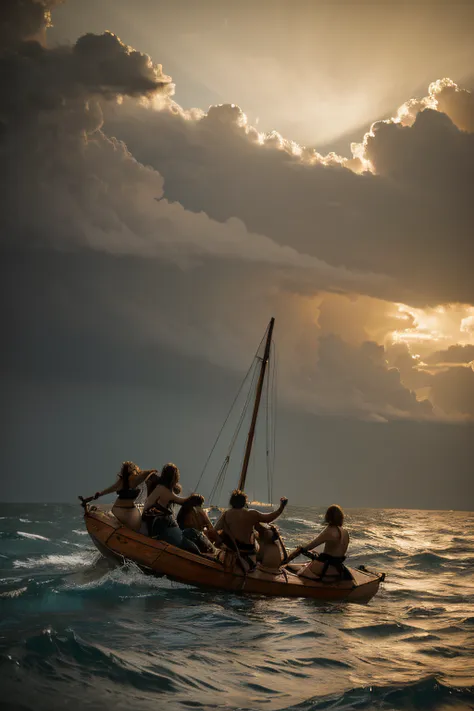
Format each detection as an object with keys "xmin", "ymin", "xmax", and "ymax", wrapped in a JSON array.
[{"xmin": 247, "ymin": 508, "xmax": 262, "ymax": 521}]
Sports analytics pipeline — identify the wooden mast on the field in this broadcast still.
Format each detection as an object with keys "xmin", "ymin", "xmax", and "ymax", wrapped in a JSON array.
[{"xmin": 237, "ymin": 317, "xmax": 275, "ymax": 492}]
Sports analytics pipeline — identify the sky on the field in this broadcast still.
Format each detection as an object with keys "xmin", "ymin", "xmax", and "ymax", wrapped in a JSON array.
[{"xmin": 1, "ymin": 0, "xmax": 473, "ymax": 510}]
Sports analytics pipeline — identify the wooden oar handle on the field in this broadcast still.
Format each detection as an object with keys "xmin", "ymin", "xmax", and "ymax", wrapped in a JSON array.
[
  {"xmin": 286, "ymin": 546, "xmax": 318, "ymax": 563},
  {"xmin": 286, "ymin": 546, "xmax": 304, "ymax": 563}
]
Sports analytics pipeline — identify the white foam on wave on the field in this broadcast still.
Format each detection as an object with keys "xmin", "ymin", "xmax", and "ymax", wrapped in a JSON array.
[
  {"xmin": 16, "ymin": 531, "xmax": 50, "ymax": 541},
  {"xmin": 72, "ymin": 529, "xmax": 88, "ymax": 536},
  {"xmin": 13, "ymin": 553, "xmax": 93, "ymax": 570},
  {"xmin": 0, "ymin": 586, "xmax": 27, "ymax": 599},
  {"xmin": 287, "ymin": 517, "xmax": 316, "ymax": 527}
]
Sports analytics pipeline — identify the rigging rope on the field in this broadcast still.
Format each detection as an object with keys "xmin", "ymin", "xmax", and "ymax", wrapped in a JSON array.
[
  {"xmin": 194, "ymin": 355, "xmax": 258, "ymax": 493},
  {"xmin": 211, "ymin": 359, "xmax": 260, "ymax": 501},
  {"xmin": 196, "ymin": 323, "xmax": 277, "ymax": 505},
  {"xmin": 270, "ymin": 340, "xmax": 278, "ymax": 505},
  {"xmin": 265, "ymin": 347, "xmax": 272, "ymax": 503}
]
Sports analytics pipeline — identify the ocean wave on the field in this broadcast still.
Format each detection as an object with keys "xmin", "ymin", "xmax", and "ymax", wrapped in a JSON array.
[
  {"xmin": 1, "ymin": 504, "xmax": 473, "ymax": 711},
  {"xmin": 404, "ymin": 551, "xmax": 449, "ymax": 569},
  {"xmin": 287, "ymin": 675, "xmax": 474, "ymax": 710},
  {"xmin": 341, "ymin": 622, "xmax": 416, "ymax": 638},
  {"xmin": 16, "ymin": 531, "xmax": 50, "ymax": 542},
  {"xmin": 0, "ymin": 586, "xmax": 27, "ymax": 599},
  {"xmin": 13, "ymin": 553, "xmax": 94, "ymax": 570},
  {"xmin": 2, "ymin": 627, "xmax": 226, "ymax": 697}
]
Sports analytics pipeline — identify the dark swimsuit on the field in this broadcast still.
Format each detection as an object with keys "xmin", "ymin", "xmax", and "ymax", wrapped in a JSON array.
[
  {"xmin": 219, "ymin": 519, "xmax": 258, "ymax": 572},
  {"xmin": 116, "ymin": 470, "xmax": 139, "ymax": 502},
  {"xmin": 142, "ymin": 502, "xmax": 174, "ymax": 536},
  {"xmin": 142, "ymin": 499, "xmax": 201, "ymax": 555}
]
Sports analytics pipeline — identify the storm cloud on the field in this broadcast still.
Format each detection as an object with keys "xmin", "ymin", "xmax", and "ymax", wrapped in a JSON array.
[{"xmin": 1, "ymin": 0, "xmax": 473, "ymax": 433}]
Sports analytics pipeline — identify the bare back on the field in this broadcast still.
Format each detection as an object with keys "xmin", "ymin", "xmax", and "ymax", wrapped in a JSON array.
[
  {"xmin": 323, "ymin": 525, "xmax": 349, "ymax": 557},
  {"xmin": 217, "ymin": 508, "xmax": 261, "ymax": 544},
  {"xmin": 144, "ymin": 484, "xmax": 174, "ymax": 511}
]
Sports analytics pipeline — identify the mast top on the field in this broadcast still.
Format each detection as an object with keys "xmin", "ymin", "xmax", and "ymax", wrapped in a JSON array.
[{"xmin": 237, "ymin": 317, "xmax": 275, "ymax": 492}]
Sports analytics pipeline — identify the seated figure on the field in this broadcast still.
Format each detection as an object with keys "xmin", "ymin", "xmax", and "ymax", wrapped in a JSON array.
[
  {"xmin": 295, "ymin": 505, "xmax": 349, "ymax": 581},
  {"xmin": 214, "ymin": 490, "xmax": 288, "ymax": 572},
  {"xmin": 176, "ymin": 495, "xmax": 216, "ymax": 554},
  {"xmin": 142, "ymin": 463, "xmax": 204, "ymax": 555}
]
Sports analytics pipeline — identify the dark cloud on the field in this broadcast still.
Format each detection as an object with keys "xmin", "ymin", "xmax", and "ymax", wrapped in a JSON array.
[
  {"xmin": 308, "ymin": 336, "xmax": 432, "ymax": 421},
  {"xmin": 430, "ymin": 366, "xmax": 474, "ymax": 417},
  {"xmin": 435, "ymin": 81, "xmax": 474, "ymax": 133},
  {"xmin": 102, "ymin": 85, "xmax": 474, "ymax": 305},
  {"xmin": 1, "ymin": 2, "xmax": 473, "ymax": 426},
  {"xmin": 425, "ymin": 344, "xmax": 474, "ymax": 365},
  {"xmin": 0, "ymin": 0, "xmax": 61, "ymax": 48}
]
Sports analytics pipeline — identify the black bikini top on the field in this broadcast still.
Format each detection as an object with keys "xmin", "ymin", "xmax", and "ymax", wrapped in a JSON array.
[
  {"xmin": 117, "ymin": 488, "xmax": 139, "ymax": 500},
  {"xmin": 117, "ymin": 469, "xmax": 139, "ymax": 500}
]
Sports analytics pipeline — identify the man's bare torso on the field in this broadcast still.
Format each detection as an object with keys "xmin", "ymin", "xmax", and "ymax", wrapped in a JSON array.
[{"xmin": 217, "ymin": 508, "xmax": 260, "ymax": 544}]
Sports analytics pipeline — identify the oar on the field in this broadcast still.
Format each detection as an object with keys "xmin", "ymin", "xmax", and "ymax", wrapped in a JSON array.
[
  {"xmin": 285, "ymin": 546, "xmax": 319, "ymax": 564},
  {"xmin": 285, "ymin": 546, "xmax": 304, "ymax": 563}
]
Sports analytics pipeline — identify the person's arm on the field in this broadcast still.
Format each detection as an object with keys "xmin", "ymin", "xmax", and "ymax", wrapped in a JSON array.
[
  {"xmin": 169, "ymin": 492, "xmax": 197, "ymax": 506},
  {"xmin": 254, "ymin": 497, "xmax": 288, "ymax": 524},
  {"xmin": 96, "ymin": 480, "xmax": 121, "ymax": 498},
  {"xmin": 213, "ymin": 513, "xmax": 224, "ymax": 532},
  {"xmin": 302, "ymin": 527, "xmax": 331, "ymax": 551},
  {"xmin": 80, "ymin": 479, "xmax": 121, "ymax": 502},
  {"xmin": 134, "ymin": 469, "xmax": 158, "ymax": 486},
  {"xmin": 202, "ymin": 510, "xmax": 214, "ymax": 530}
]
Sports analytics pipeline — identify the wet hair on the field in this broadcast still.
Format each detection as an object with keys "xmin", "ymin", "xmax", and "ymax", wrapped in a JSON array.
[
  {"xmin": 176, "ymin": 494, "xmax": 204, "ymax": 529},
  {"xmin": 229, "ymin": 489, "xmax": 248, "ymax": 509},
  {"xmin": 119, "ymin": 461, "xmax": 138, "ymax": 486},
  {"xmin": 159, "ymin": 463, "xmax": 180, "ymax": 491},
  {"xmin": 325, "ymin": 504, "xmax": 344, "ymax": 527}
]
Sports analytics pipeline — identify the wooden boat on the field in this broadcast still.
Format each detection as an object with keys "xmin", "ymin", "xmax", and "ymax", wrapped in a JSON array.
[
  {"xmin": 83, "ymin": 318, "xmax": 385, "ymax": 602},
  {"xmin": 84, "ymin": 507, "xmax": 383, "ymax": 601}
]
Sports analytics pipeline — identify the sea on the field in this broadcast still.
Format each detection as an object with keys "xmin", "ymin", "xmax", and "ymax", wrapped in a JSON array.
[{"xmin": 0, "ymin": 504, "xmax": 473, "ymax": 711}]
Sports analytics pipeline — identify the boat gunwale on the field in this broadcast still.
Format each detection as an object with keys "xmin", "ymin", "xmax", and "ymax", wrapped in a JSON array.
[{"xmin": 84, "ymin": 508, "xmax": 384, "ymax": 598}]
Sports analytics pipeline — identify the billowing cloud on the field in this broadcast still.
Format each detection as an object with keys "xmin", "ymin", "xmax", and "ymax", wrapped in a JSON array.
[
  {"xmin": 425, "ymin": 344, "xmax": 474, "ymax": 366},
  {"xmin": 103, "ymin": 78, "xmax": 474, "ymax": 305},
  {"xmin": 0, "ymin": 0, "xmax": 61, "ymax": 48},
  {"xmin": 1, "ymin": 0, "xmax": 474, "ymax": 423},
  {"xmin": 430, "ymin": 366, "xmax": 474, "ymax": 417}
]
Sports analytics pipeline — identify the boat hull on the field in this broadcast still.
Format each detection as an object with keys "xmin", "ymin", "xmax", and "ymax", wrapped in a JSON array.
[{"xmin": 84, "ymin": 507, "xmax": 383, "ymax": 603}]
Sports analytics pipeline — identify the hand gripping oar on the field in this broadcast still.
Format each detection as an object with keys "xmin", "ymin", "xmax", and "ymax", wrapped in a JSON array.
[
  {"xmin": 285, "ymin": 546, "xmax": 319, "ymax": 564},
  {"xmin": 78, "ymin": 494, "xmax": 98, "ymax": 509}
]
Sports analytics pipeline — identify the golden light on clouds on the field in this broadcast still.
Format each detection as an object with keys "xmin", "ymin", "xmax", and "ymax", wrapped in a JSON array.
[{"xmin": 390, "ymin": 304, "xmax": 474, "ymax": 355}]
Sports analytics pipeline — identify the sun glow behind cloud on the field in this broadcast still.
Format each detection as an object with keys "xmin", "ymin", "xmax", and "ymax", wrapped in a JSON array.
[{"xmin": 391, "ymin": 304, "xmax": 474, "ymax": 357}]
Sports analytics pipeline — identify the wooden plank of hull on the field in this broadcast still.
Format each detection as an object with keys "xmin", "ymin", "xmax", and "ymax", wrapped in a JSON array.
[{"xmin": 84, "ymin": 510, "xmax": 382, "ymax": 602}]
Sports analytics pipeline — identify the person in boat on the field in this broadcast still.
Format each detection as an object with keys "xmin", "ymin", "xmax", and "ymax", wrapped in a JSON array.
[
  {"xmin": 80, "ymin": 461, "xmax": 158, "ymax": 532},
  {"xmin": 295, "ymin": 504, "xmax": 350, "ymax": 581},
  {"xmin": 176, "ymin": 494, "xmax": 218, "ymax": 553},
  {"xmin": 253, "ymin": 522, "xmax": 288, "ymax": 575},
  {"xmin": 142, "ymin": 463, "xmax": 203, "ymax": 555},
  {"xmin": 214, "ymin": 490, "xmax": 288, "ymax": 571}
]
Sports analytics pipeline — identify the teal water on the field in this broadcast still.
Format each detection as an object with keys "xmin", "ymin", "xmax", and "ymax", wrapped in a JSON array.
[{"xmin": 1, "ymin": 504, "xmax": 473, "ymax": 710}]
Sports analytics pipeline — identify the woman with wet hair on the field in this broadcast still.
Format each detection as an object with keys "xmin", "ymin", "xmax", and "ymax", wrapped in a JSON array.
[
  {"xmin": 142, "ymin": 463, "xmax": 203, "ymax": 554},
  {"xmin": 176, "ymin": 495, "xmax": 217, "ymax": 553},
  {"xmin": 80, "ymin": 461, "xmax": 158, "ymax": 532},
  {"xmin": 295, "ymin": 504, "xmax": 350, "ymax": 581}
]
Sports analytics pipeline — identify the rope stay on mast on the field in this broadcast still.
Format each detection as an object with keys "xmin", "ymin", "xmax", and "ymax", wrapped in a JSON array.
[
  {"xmin": 207, "ymin": 359, "xmax": 260, "ymax": 504},
  {"xmin": 195, "ymin": 325, "xmax": 270, "ymax": 503}
]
